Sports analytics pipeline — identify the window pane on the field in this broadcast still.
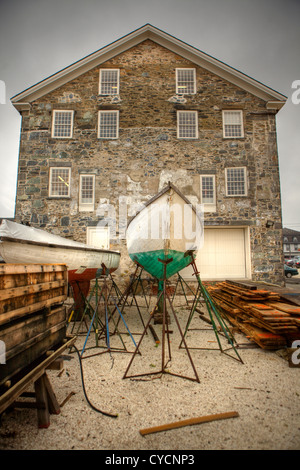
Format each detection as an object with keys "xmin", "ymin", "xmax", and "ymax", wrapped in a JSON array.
[
  {"xmin": 53, "ymin": 111, "xmax": 73, "ymax": 138},
  {"xmin": 177, "ymin": 69, "xmax": 195, "ymax": 94},
  {"xmin": 178, "ymin": 111, "xmax": 197, "ymax": 138},
  {"xmin": 100, "ymin": 70, "xmax": 119, "ymax": 95},
  {"xmin": 50, "ymin": 168, "xmax": 70, "ymax": 196},
  {"xmin": 80, "ymin": 175, "xmax": 94, "ymax": 204},
  {"xmin": 227, "ymin": 168, "xmax": 246, "ymax": 196},
  {"xmin": 223, "ymin": 111, "xmax": 243, "ymax": 138},
  {"xmin": 99, "ymin": 111, "xmax": 118, "ymax": 138},
  {"xmin": 201, "ymin": 176, "xmax": 214, "ymax": 203}
]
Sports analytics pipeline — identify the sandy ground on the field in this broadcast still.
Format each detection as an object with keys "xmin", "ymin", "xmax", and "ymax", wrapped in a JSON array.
[{"xmin": 0, "ymin": 288, "xmax": 300, "ymax": 452}]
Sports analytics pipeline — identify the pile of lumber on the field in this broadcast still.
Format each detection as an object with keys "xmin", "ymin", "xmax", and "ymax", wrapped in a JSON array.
[{"xmin": 206, "ymin": 280, "xmax": 300, "ymax": 349}]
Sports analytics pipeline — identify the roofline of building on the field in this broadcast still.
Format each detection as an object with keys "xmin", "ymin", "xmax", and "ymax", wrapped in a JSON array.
[{"xmin": 11, "ymin": 23, "xmax": 287, "ymax": 110}]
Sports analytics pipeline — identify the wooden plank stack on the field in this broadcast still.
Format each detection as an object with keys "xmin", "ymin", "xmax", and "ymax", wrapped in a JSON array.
[
  {"xmin": 0, "ymin": 264, "xmax": 68, "ymax": 390},
  {"xmin": 206, "ymin": 280, "xmax": 300, "ymax": 349}
]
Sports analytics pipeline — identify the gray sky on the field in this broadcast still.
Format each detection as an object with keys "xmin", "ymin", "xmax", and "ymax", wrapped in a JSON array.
[{"xmin": 0, "ymin": 0, "xmax": 299, "ymax": 230}]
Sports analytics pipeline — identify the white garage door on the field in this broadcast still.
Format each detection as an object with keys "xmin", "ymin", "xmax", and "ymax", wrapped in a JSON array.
[{"xmin": 182, "ymin": 228, "xmax": 248, "ymax": 280}]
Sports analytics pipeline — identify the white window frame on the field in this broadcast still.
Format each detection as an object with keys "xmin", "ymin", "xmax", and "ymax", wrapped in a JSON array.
[
  {"xmin": 177, "ymin": 110, "xmax": 198, "ymax": 139},
  {"xmin": 99, "ymin": 69, "xmax": 120, "ymax": 95},
  {"xmin": 225, "ymin": 167, "xmax": 247, "ymax": 197},
  {"xmin": 98, "ymin": 110, "xmax": 119, "ymax": 139},
  {"xmin": 49, "ymin": 167, "xmax": 71, "ymax": 198},
  {"xmin": 86, "ymin": 226, "xmax": 110, "ymax": 250},
  {"xmin": 79, "ymin": 174, "xmax": 95, "ymax": 212},
  {"xmin": 51, "ymin": 110, "xmax": 74, "ymax": 139},
  {"xmin": 200, "ymin": 175, "xmax": 216, "ymax": 212},
  {"xmin": 222, "ymin": 110, "xmax": 244, "ymax": 138},
  {"xmin": 176, "ymin": 68, "xmax": 196, "ymax": 94}
]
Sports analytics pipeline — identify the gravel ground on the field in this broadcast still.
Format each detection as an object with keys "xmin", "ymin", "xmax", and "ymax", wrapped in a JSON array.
[{"xmin": 0, "ymin": 295, "xmax": 300, "ymax": 451}]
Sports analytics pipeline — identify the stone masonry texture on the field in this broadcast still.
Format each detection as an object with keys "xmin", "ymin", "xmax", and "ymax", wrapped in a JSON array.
[{"xmin": 14, "ymin": 40, "xmax": 284, "ymax": 285}]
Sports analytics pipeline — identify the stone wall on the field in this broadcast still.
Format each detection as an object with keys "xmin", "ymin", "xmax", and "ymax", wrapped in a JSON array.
[{"xmin": 14, "ymin": 40, "xmax": 284, "ymax": 284}]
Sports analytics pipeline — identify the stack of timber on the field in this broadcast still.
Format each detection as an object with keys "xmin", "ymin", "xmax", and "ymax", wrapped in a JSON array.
[
  {"xmin": 0, "ymin": 264, "xmax": 68, "ymax": 391},
  {"xmin": 206, "ymin": 280, "xmax": 300, "ymax": 350}
]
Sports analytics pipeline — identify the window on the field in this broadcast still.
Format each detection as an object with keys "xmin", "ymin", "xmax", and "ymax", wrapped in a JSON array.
[
  {"xmin": 79, "ymin": 174, "xmax": 95, "ymax": 211},
  {"xmin": 222, "ymin": 110, "xmax": 244, "ymax": 138},
  {"xmin": 200, "ymin": 175, "xmax": 215, "ymax": 204},
  {"xmin": 99, "ymin": 69, "xmax": 119, "ymax": 95},
  {"xmin": 52, "ymin": 110, "xmax": 74, "ymax": 138},
  {"xmin": 87, "ymin": 226, "xmax": 110, "ymax": 250},
  {"xmin": 226, "ymin": 167, "xmax": 247, "ymax": 196},
  {"xmin": 98, "ymin": 110, "xmax": 119, "ymax": 139},
  {"xmin": 177, "ymin": 111, "xmax": 198, "ymax": 139},
  {"xmin": 200, "ymin": 175, "xmax": 216, "ymax": 212},
  {"xmin": 176, "ymin": 68, "xmax": 196, "ymax": 94},
  {"xmin": 49, "ymin": 167, "xmax": 71, "ymax": 197}
]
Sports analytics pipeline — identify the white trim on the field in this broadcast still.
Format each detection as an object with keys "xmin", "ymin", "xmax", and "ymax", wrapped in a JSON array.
[
  {"xmin": 225, "ymin": 167, "xmax": 247, "ymax": 197},
  {"xmin": 222, "ymin": 110, "xmax": 244, "ymax": 138},
  {"xmin": 13, "ymin": 102, "xmax": 30, "ymax": 112},
  {"xmin": 177, "ymin": 110, "xmax": 198, "ymax": 139},
  {"xmin": 176, "ymin": 68, "xmax": 196, "ymax": 94},
  {"xmin": 99, "ymin": 68, "xmax": 120, "ymax": 95},
  {"xmin": 97, "ymin": 110, "xmax": 119, "ymax": 139},
  {"xmin": 49, "ymin": 167, "xmax": 71, "ymax": 198},
  {"xmin": 11, "ymin": 24, "xmax": 287, "ymax": 106},
  {"xmin": 51, "ymin": 110, "xmax": 74, "ymax": 139},
  {"xmin": 79, "ymin": 174, "xmax": 95, "ymax": 211}
]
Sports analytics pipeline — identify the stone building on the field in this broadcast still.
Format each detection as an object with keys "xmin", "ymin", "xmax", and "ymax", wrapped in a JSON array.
[{"xmin": 11, "ymin": 24, "xmax": 287, "ymax": 285}]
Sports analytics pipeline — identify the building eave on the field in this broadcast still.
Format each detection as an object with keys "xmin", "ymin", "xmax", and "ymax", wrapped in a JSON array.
[
  {"xmin": 13, "ymin": 102, "xmax": 31, "ymax": 113},
  {"xmin": 11, "ymin": 23, "xmax": 287, "ymax": 108}
]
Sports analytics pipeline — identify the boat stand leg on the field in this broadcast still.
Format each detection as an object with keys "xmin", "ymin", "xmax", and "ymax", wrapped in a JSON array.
[
  {"xmin": 182, "ymin": 257, "xmax": 243, "ymax": 363},
  {"xmin": 123, "ymin": 291, "xmax": 164, "ymax": 379},
  {"xmin": 179, "ymin": 283, "xmax": 203, "ymax": 348},
  {"xmin": 69, "ymin": 281, "xmax": 100, "ymax": 336},
  {"xmin": 81, "ymin": 268, "xmax": 138, "ymax": 359},
  {"xmin": 123, "ymin": 258, "xmax": 200, "ymax": 383},
  {"xmin": 165, "ymin": 290, "xmax": 200, "ymax": 382},
  {"xmin": 172, "ymin": 273, "xmax": 196, "ymax": 306},
  {"xmin": 111, "ymin": 264, "xmax": 148, "ymax": 334}
]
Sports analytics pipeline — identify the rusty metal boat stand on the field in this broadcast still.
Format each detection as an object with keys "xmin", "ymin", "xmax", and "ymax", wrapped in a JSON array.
[
  {"xmin": 180, "ymin": 253, "xmax": 243, "ymax": 364},
  {"xmin": 69, "ymin": 264, "xmax": 139, "ymax": 359},
  {"xmin": 123, "ymin": 258, "xmax": 200, "ymax": 383}
]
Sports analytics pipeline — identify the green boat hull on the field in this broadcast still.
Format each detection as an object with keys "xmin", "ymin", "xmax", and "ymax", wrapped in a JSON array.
[{"xmin": 129, "ymin": 249, "xmax": 195, "ymax": 280}]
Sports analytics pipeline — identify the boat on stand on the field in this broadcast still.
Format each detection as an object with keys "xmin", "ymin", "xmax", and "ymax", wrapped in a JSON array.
[
  {"xmin": 0, "ymin": 219, "xmax": 121, "ymax": 310},
  {"xmin": 124, "ymin": 183, "xmax": 243, "ymax": 381},
  {"xmin": 126, "ymin": 182, "xmax": 204, "ymax": 281},
  {"xmin": 123, "ymin": 183, "xmax": 204, "ymax": 382}
]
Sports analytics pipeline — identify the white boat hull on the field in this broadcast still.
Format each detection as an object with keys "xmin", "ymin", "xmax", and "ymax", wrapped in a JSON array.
[
  {"xmin": 0, "ymin": 220, "xmax": 120, "ymax": 284},
  {"xmin": 126, "ymin": 182, "xmax": 203, "ymax": 280}
]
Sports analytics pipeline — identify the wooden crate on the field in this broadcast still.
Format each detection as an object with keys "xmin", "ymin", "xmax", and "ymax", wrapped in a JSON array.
[
  {"xmin": 0, "ymin": 264, "xmax": 68, "ymax": 388},
  {"xmin": 0, "ymin": 305, "xmax": 67, "ymax": 388},
  {"xmin": 0, "ymin": 263, "xmax": 68, "ymax": 325}
]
